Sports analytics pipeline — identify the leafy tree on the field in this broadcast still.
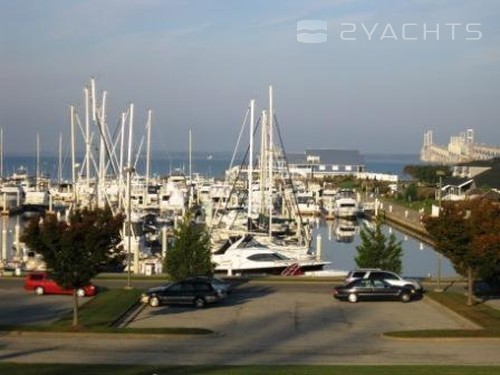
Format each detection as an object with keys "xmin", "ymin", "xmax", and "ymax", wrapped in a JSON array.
[
  {"xmin": 164, "ymin": 212, "xmax": 213, "ymax": 281},
  {"xmin": 403, "ymin": 183, "xmax": 418, "ymax": 202},
  {"xmin": 424, "ymin": 197, "xmax": 500, "ymax": 305},
  {"xmin": 21, "ymin": 207, "xmax": 124, "ymax": 326},
  {"xmin": 403, "ymin": 165, "xmax": 451, "ymax": 184},
  {"xmin": 355, "ymin": 215, "xmax": 403, "ymax": 273}
]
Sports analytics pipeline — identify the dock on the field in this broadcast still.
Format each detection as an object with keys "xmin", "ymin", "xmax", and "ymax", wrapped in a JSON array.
[{"xmin": 365, "ymin": 198, "xmax": 435, "ymax": 246}]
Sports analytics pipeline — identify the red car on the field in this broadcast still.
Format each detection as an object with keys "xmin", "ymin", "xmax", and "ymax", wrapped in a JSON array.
[{"xmin": 24, "ymin": 272, "xmax": 97, "ymax": 297}]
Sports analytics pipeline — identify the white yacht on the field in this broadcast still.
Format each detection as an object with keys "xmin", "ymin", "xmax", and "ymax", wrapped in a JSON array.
[
  {"xmin": 296, "ymin": 191, "xmax": 321, "ymax": 216},
  {"xmin": 212, "ymin": 235, "xmax": 328, "ymax": 275},
  {"xmin": 333, "ymin": 189, "xmax": 360, "ymax": 218}
]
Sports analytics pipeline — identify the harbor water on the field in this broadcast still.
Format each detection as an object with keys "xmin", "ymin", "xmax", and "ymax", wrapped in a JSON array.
[
  {"xmin": 2, "ymin": 214, "xmax": 457, "ymax": 279},
  {"xmin": 310, "ymin": 219, "xmax": 456, "ymax": 278}
]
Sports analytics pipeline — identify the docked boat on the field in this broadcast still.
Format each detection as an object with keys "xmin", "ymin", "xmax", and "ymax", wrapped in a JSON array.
[
  {"xmin": 212, "ymin": 235, "xmax": 328, "ymax": 275},
  {"xmin": 333, "ymin": 189, "xmax": 361, "ymax": 218},
  {"xmin": 296, "ymin": 191, "xmax": 321, "ymax": 216}
]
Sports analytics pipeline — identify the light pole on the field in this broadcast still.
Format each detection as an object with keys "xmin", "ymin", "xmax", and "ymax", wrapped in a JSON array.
[{"xmin": 435, "ymin": 170, "xmax": 446, "ymax": 292}]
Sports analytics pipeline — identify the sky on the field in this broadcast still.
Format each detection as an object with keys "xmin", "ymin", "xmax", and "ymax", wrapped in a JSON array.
[{"xmin": 1, "ymin": 0, "xmax": 499, "ymax": 156}]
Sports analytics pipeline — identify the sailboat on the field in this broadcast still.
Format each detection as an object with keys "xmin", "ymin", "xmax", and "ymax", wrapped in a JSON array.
[{"xmin": 210, "ymin": 86, "xmax": 329, "ymax": 274}]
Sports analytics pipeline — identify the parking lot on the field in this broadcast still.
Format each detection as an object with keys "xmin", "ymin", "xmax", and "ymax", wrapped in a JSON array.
[
  {"xmin": 0, "ymin": 278, "xmax": 90, "ymax": 326},
  {"xmin": 129, "ymin": 281, "xmax": 477, "ymax": 339},
  {"xmin": 2, "ymin": 279, "xmax": 500, "ymax": 365}
]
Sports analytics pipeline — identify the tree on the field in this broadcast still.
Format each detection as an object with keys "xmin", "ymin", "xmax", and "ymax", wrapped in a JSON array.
[
  {"xmin": 403, "ymin": 165, "xmax": 451, "ymax": 184},
  {"xmin": 164, "ymin": 212, "xmax": 214, "ymax": 281},
  {"xmin": 403, "ymin": 183, "xmax": 418, "ymax": 202},
  {"xmin": 424, "ymin": 197, "xmax": 500, "ymax": 305},
  {"xmin": 355, "ymin": 215, "xmax": 403, "ymax": 274},
  {"xmin": 21, "ymin": 206, "xmax": 124, "ymax": 326}
]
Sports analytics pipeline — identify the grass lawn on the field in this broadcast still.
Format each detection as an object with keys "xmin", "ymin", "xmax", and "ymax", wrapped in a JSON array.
[
  {"xmin": 0, "ymin": 364, "xmax": 499, "ymax": 375},
  {"xmin": 0, "ymin": 288, "xmax": 212, "ymax": 335},
  {"xmin": 386, "ymin": 291, "xmax": 500, "ymax": 338}
]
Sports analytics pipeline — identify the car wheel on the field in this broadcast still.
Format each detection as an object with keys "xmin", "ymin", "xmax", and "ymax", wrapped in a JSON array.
[
  {"xmin": 194, "ymin": 297, "xmax": 206, "ymax": 308},
  {"xmin": 347, "ymin": 293, "xmax": 358, "ymax": 303},
  {"xmin": 76, "ymin": 288, "xmax": 86, "ymax": 297},
  {"xmin": 34, "ymin": 286, "xmax": 45, "ymax": 296},
  {"xmin": 400, "ymin": 292, "xmax": 411, "ymax": 303},
  {"xmin": 405, "ymin": 285, "xmax": 416, "ymax": 294},
  {"xmin": 149, "ymin": 296, "xmax": 160, "ymax": 307}
]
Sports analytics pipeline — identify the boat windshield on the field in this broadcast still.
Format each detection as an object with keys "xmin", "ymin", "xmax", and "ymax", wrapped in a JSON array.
[
  {"xmin": 239, "ymin": 235, "xmax": 267, "ymax": 249},
  {"xmin": 247, "ymin": 253, "xmax": 289, "ymax": 261}
]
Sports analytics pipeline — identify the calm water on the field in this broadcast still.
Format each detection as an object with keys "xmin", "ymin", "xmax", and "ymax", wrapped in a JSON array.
[
  {"xmin": 3, "ymin": 216, "xmax": 457, "ymax": 278},
  {"xmin": 1, "ymin": 152, "xmax": 421, "ymax": 180},
  {"xmin": 310, "ymin": 219, "xmax": 456, "ymax": 278}
]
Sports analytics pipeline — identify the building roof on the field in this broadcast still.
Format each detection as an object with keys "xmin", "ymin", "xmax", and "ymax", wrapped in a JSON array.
[
  {"xmin": 474, "ymin": 164, "xmax": 500, "ymax": 189},
  {"xmin": 287, "ymin": 149, "xmax": 365, "ymax": 165},
  {"xmin": 451, "ymin": 158, "xmax": 500, "ymax": 189},
  {"xmin": 443, "ymin": 176, "xmax": 473, "ymax": 187}
]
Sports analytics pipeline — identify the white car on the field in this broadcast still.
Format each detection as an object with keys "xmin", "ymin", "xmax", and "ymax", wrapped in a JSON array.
[{"xmin": 344, "ymin": 269, "xmax": 423, "ymax": 293}]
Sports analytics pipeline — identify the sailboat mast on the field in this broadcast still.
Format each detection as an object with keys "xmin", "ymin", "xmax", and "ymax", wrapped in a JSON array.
[
  {"xmin": 70, "ymin": 105, "xmax": 76, "ymax": 202},
  {"xmin": 36, "ymin": 133, "xmax": 40, "ymax": 189},
  {"xmin": 247, "ymin": 99, "xmax": 255, "ymax": 228},
  {"xmin": 145, "ymin": 110, "xmax": 152, "ymax": 191},
  {"xmin": 189, "ymin": 128, "xmax": 192, "ymax": 183},
  {"xmin": 0, "ymin": 127, "xmax": 3, "ymax": 178},
  {"xmin": 119, "ymin": 112, "xmax": 126, "ymax": 209},
  {"xmin": 98, "ymin": 90, "xmax": 108, "ymax": 208},
  {"xmin": 58, "ymin": 133, "xmax": 62, "ymax": 183},
  {"xmin": 268, "ymin": 85, "xmax": 274, "ymax": 237},
  {"xmin": 259, "ymin": 110, "xmax": 267, "ymax": 216},
  {"xmin": 127, "ymin": 104, "xmax": 134, "ymax": 174},
  {"xmin": 84, "ymin": 86, "xmax": 90, "ymax": 186}
]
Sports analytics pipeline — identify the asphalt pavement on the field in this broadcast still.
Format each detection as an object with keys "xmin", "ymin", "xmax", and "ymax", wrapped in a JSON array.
[{"xmin": 2, "ymin": 280, "xmax": 499, "ymax": 365}]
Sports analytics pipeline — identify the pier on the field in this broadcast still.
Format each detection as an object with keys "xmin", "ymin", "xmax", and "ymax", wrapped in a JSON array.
[{"xmin": 366, "ymin": 198, "xmax": 435, "ymax": 246}]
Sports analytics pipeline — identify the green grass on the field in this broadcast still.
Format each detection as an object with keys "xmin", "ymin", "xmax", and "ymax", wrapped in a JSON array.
[
  {"xmin": 386, "ymin": 292, "xmax": 500, "ymax": 338},
  {"xmin": 0, "ymin": 288, "xmax": 212, "ymax": 335},
  {"xmin": 428, "ymin": 291, "xmax": 500, "ymax": 329},
  {"xmin": 0, "ymin": 365, "xmax": 498, "ymax": 375},
  {"xmin": 52, "ymin": 288, "xmax": 143, "ymax": 328},
  {"xmin": 384, "ymin": 197, "xmax": 434, "ymax": 214}
]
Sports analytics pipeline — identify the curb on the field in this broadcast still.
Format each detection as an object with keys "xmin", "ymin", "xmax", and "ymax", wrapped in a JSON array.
[
  {"xmin": 423, "ymin": 295, "xmax": 482, "ymax": 330},
  {"xmin": 111, "ymin": 301, "xmax": 147, "ymax": 328}
]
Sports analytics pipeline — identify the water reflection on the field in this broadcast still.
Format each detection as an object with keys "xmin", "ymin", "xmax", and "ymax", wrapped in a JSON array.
[
  {"xmin": 311, "ymin": 218, "xmax": 457, "ymax": 278},
  {"xmin": 1, "ymin": 214, "xmax": 458, "ymax": 279}
]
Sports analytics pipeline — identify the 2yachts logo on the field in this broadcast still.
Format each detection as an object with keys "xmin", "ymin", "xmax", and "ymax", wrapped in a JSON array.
[
  {"xmin": 296, "ymin": 20, "xmax": 328, "ymax": 43},
  {"xmin": 297, "ymin": 20, "xmax": 482, "ymax": 43}
]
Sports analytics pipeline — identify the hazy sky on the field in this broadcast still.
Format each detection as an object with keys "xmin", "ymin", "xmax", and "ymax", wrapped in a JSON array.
[{"xmin": 1, "ymin": 0, "xmax": 499, "ymax": 155}]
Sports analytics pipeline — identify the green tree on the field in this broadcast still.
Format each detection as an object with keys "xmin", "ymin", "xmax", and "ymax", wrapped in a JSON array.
[
  {"xmin": 403, "ymin": 165, "xmax": 451, "ymax": 184},
  {"xmin": 403, "ymin": 183, "xmax": 418, "ymax": 202},
  {"xmin": 21, "ymin": 207, "xmax": 124, "ymax": 326},
  {"xmin": 424, "ymin": 197, "xmax": 500, "ymax": 305},
  {"xmin": 355, "ymin": 215, "xmax": 403, "ymax": 274},
  {"xmin": 164, "ymin": 212, "xmax": 213, "ymax": 281}
]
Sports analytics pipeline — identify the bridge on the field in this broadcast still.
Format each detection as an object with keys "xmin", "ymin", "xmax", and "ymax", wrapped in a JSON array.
[{"xmin": 420, "ymin": 129, "xmax": 500, "ymax": 164}]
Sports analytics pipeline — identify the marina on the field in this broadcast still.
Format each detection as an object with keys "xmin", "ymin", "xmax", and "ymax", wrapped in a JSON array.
[{"xmin": 0, "ymin": 80, "xmax": 463, "ymax": 280}]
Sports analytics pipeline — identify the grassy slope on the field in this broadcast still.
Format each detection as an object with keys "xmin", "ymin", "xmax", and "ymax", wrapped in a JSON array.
[{"xmin": 386, "ymin": 292, "xmax": 500, "ymax": 338}]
